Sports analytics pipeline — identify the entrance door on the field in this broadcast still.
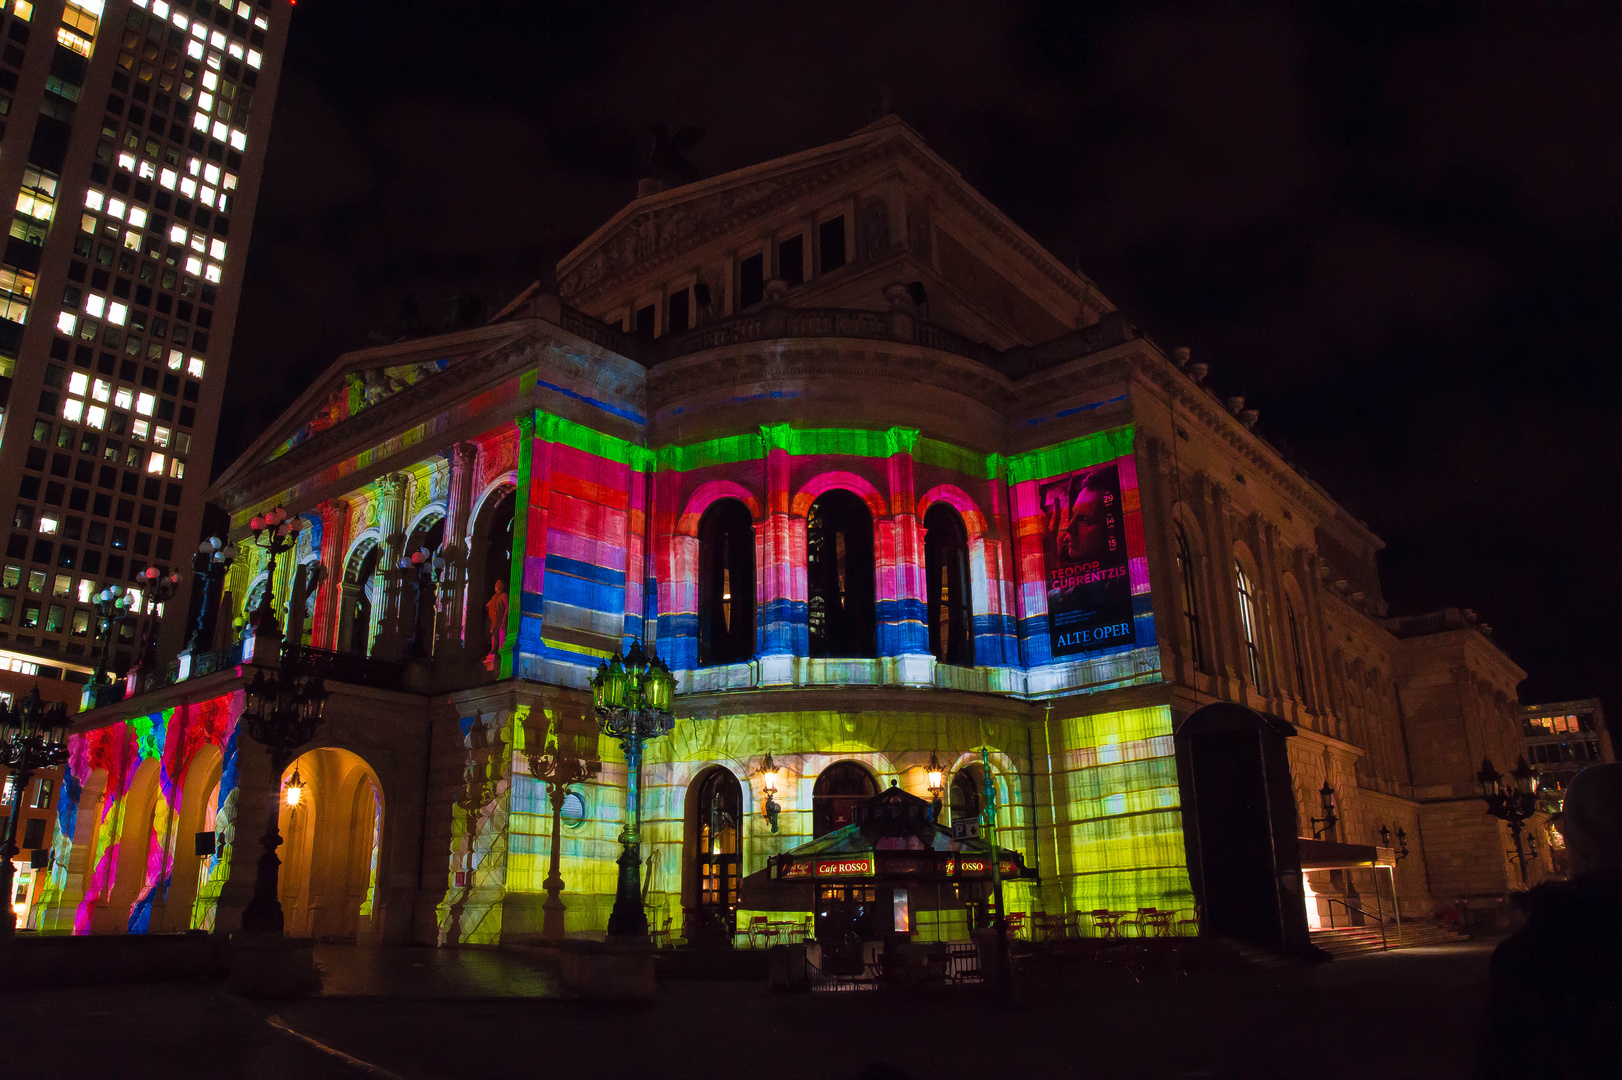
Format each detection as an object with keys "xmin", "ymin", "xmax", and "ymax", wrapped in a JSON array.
[
  {"xmin": 1175, "ymin": 704, "xmax": 1310, "ymax": 955},
  {"xmin": 689, "ymin": 768, "xmax": 741, "ymax": 941},
  {"xmin": 815, "ymin": 884, "xmax": 883, "ymax": 976}
]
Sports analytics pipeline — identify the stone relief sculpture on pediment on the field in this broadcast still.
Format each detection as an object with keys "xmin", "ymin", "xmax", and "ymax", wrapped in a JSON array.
[
  {"xmin": 559, "ymin": 176, "xmax": 795, "ymax": 298},
  {"xmin": 268, "ymin": 358, "xmax": 453, "ymax": 462}
]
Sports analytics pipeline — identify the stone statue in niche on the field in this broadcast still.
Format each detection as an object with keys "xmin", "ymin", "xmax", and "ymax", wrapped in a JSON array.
[
  {"xmin": 857, "ymin": 197, "xmax": 890, "ymax": 261},
  {"xmin": 486, "ymin": 580, "xmax": 509, "ymax": 658}
]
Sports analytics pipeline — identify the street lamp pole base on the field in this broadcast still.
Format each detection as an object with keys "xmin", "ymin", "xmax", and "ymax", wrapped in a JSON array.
[{"xmin": 605, "ymin": 843, "xmax": 648, "ymax": 939}]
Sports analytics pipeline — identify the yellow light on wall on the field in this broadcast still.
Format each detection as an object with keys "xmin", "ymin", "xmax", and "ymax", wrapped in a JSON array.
[{"xmin": 284, "ymin": 767, "xmax": 305, "ymax": 808}]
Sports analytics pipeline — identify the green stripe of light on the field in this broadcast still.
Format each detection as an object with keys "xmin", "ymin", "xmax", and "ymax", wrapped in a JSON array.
[
  {"xmin": 502, "ymin": 413, "xmax": 535, "ymax": 679},
  {"xmin": 1007, "ymin": 425, "xmax": 1136, "ymax": 485}
]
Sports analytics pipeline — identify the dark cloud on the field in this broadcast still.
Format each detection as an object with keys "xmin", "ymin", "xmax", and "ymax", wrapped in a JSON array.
[{"xmin": 223, "ymin": 0, "xmax": 1622, "ymax": 718}]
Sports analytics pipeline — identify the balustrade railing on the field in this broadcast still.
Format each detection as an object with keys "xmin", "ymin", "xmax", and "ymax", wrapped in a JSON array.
[
  {"xmin": 188, "ymin": 641, "xmax": 243, "ymax": 680},
  {"xmin": 282, "ymin": 644, "xmax": 404, "ymax": 690},
  {"xmin": 662, "ymin": 306, "xmax": 1002, "ymax": 366}
]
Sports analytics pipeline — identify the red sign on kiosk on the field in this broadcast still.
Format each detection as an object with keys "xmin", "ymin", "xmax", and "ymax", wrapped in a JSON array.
[{"xmin": 777, "ymin": 855, "xmax": 876, "ymax": 880}]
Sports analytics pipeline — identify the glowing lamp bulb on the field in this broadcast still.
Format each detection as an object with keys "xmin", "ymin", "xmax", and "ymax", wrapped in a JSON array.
[
  {"xmin": 760, "ymin": 752, "xmax": 779, "ymax": 796},
  {"xmin": 284, "ymin": 768, "xmax": 305, "ymax": 808}
]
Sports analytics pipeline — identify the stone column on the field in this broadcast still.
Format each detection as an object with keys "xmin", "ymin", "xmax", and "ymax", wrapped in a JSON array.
[
  {"xmin": 436, "ymin": 442, "xmax": 480, "ymax": 659},
  {"xmin": 1256, "ymin": 515, "xmax": 1289, "ymax": 701},
  {"xmin": 1202, "ymin": 480, "xmax": 1245, "ymax": 694},
  {"xmin": 882, "ymin": 428, "xmax": 930, "ymax": 684},
  {"xmin": 757, "ymin": 427, "xmax": 801, "ymax": 686},
  {"xmin": 370, "ymin": 472, "xmax": 410, "ymax": 661},
  {"xmin": 1138, "ymin": 436, "xmax": 1189, "ymax": 682},
  {"xmin": 309, "ymin": 498, "xmax": 349, "ymax": 650}
]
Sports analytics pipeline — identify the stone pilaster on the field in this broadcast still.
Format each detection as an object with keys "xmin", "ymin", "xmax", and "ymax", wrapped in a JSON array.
[
  {"xmin": 309, "ymin": 498, "xmax": 349, "ymax": 650},
  {"xmin": 371, "ymin": 472, "xmax": 411, "ymax": 661},
  {"xmin": 435, "ymin": 442, "xmax": 480, "ymax": 659}
]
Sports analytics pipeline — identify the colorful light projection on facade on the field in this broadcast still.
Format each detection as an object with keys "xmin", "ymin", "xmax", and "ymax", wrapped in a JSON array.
[
  {"xmin": 1044, "ymin": 704, "xmax": 1193, "ymax": 918},
  {"xmin": 38, "ymin": 693, "xmax": 240, "ymax": 935}
]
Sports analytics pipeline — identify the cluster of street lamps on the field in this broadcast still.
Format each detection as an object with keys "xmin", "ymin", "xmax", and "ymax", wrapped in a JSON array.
[
  {"xmin": 1477, "ymin": 755, "xmax": 1542, "ymax": 883},
  {"xmin": 0, "ymin": 688, "xmax": 70, "ymax": 936}
]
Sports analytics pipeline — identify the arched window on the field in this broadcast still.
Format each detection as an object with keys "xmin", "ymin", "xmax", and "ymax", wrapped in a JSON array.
[
  {"xmin": 403, "ymin": 515, "xmax": 445, "ymax": 658},
  {"xmin": 1175, "ymin": 525, "xmax": 1205, "ymax": 671},
  {"xmin": 949, "ymin": 766, "xmax": 982, "ymax": 825},
  {"xmin": 1286, "ymin": 595, "xmax": 1310, "ymax": 705},
  {"xmin": 692, "ymin": 768, "xmax": 742, "ymax": 915},
  {"xmin": 1235, "ymin": 561, "xmax": 1263, "ymax": 686},
  {"xmin": 812, "ymin": 761, "xmax": 878, "ymax": 836},
  {"xmin": 806, "ymin": 491, "xmax": 874, "ymax": 658},
  {"xmin": 469, "ymin": 487, "xmax": 515, "ymax": 655},
  {"xmin": 697, "ymin": 499, "xmax": 755, "ymax": 666},
  {"xmin": 923, "ymin": 503, "xmax": 973, "ymax": 667},
  {"xmin": 338, "ymin": 542, "xmax": 382, "ymax": 657}
]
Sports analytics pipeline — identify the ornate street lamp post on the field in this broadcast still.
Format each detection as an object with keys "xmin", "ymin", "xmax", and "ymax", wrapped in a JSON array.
[
  {"xmin": 132, "ymin": 565, "xmax": 183, "ymax": 674},
  {"xmin": 246, "ymin": 507, "xmax": 302, "ymax": 635},
  {"xmin": 0, "ymin": 687, "xmax": 70, "ymax": 935},
  {"xmin": 591, "ymin": 640, "xmax": 675, "ymax": 939},
  {"xmin": 524, "ymin": 725, "xmax": 600, "ymax": 940},
  {"xmin": 1477, "ymin": 756, "xmax": 1541, "ymax": 884},
  {"xmin": 398, "ymin": 547, "xmax": 434, "ymax": 657},
  {"xmin": 187, "ymin": 536, "xmax": 237, "ymax": 652},
  {"xmin": 90, "ymin": 584, "xmax": 137, "ymax": 687},
  {"xmin": 237, "ymin": 661, "xmax": 329, "ymax": 934}
]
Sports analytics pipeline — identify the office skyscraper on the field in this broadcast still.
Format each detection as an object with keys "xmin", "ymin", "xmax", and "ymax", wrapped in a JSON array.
[{"xmin": 0, "ymin": 0, "xmax": 288, "ymax": 676}]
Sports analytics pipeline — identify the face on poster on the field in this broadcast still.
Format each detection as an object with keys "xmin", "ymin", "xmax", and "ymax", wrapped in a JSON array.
[{"xmin": 1039, "ymin": 461, "xmax": 1135, "ymax": 658}]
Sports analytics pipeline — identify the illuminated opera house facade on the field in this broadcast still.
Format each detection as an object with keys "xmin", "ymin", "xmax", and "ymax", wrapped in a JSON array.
[{"xmin": 33, "ymin": 118, "xmax": 1550, "ymax": 954}]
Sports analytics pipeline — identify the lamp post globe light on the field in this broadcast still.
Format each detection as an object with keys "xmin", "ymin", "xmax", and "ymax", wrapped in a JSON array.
[
  {"xmin": 133, "ymin": 566, "xmax": 184, "ymax": 674},
  {"xmin": 187, "ymin": 536, "xmax": 237, "ymax": 653},
  {"xmin": 237, "ymin": 661, "xmax": 330, "ymax": 934},
  {"xmin": 1477, "ymin": 755, "xmax": 1542, "ymax": 884},
  {"xmin": 90, "ymin": 585, "xmax": 137, "ymax": 687},
  {"xmin": 245, "ymin": 507, "xmax": 302, "ymax": 636},
  {"xmin": 0, "ymin": 687, "xmax": 70, "ymax": 936},
  {"xmin": 591, "ymin": 639, "xmax": 676, "ymax": 939}
]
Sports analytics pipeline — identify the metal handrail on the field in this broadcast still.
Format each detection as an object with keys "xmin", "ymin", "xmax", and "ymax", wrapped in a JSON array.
[{"xmin": 1323, "ymin": 897, "xmax": 1392, "ymax": 950}]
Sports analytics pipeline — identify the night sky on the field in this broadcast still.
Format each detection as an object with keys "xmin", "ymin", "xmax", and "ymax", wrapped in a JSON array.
[{"xmin": 223, "ymin": 2, "xmax": 1621, "ymax": 723}]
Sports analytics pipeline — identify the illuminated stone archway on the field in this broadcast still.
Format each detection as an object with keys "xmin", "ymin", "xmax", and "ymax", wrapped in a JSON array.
[{"xmin": 276, "ymin": 747, "xmax": 385, "ymax": 943}]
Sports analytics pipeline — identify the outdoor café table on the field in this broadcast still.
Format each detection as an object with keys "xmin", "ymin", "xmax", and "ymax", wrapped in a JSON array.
[
  {"xmin": 1090, "ymin": 909, "xmax": 1126, "ymax": 939},
  {"xmin": 1140, "ymin": 909, "xmax": 1174, "ymax": 937}
]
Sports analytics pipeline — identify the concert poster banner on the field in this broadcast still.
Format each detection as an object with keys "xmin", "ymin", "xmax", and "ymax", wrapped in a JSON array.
[{"xmin": 1038, "ymin": 461, "xmax": 1136, "ymax": 659}]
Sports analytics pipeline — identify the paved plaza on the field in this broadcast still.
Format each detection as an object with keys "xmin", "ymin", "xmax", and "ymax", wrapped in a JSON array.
[{"xmin": 0, "ymin": 942, "xmax": 1497, "ymax": 1080}]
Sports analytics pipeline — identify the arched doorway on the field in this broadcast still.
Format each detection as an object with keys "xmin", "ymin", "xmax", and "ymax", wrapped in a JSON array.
[
  {"xmin": 949, "ymin": 766, "xmax": 982, "ymax": 825},
  {"xmin": 161, "ymin": 742, "xmax": 223, "ymax": 934},
  {"xmin": 103, "ymin": 758, "xmax": 162, "ymax": 934},
  {"xmin": 806, "ymin": 490, "xmax": 875, "ymax": 657},
  {"xmin": 924, "ymin": 503, "xmax": 973, "ymax": 666},
  {"xmin": 696, "ymin": 499, "xmax": 755, "ymax": 666},
  {"xmin": 286, "ymin": 561, "xmax": 324, "ymax": 649},
  {"xmin": 338, "ymin": 540, "xmax": 382, "ymax": 657},
  {"xmin": 276, "ymin": 747, "xmax": 385, "ymax": 943},
  {"xmin": 468, "ymin": 487, "xmax": 515, "ymax": 658},
  {"xmin": 812, "ymin": 761, "xmax": 878, "ymax": 836},
  {"xmin": 402, "ymin": 514, "xmax": 445, "ymax": 658},
  {"xmin": 684, "ymin": 766, "xmax": 742, "ymax": 943},
  {"xmin": 1174, "ymin": 703, "xmax": 1310, "ymax": 955}
]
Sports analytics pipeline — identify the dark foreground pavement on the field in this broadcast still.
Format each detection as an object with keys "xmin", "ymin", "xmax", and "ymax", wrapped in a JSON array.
[{"xmin": 0, "ymin": 942, "xmax": 1495, "ymax": 1080}]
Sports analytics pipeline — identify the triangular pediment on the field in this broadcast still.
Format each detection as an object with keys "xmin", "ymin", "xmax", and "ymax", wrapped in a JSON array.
[
  {"xmin": 213, "ymin": 321, "xmax": 537, "ymax": 493},
  {"xmin": 557, "ymin": 117, "xmax": 947, "ymax": 305}
]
